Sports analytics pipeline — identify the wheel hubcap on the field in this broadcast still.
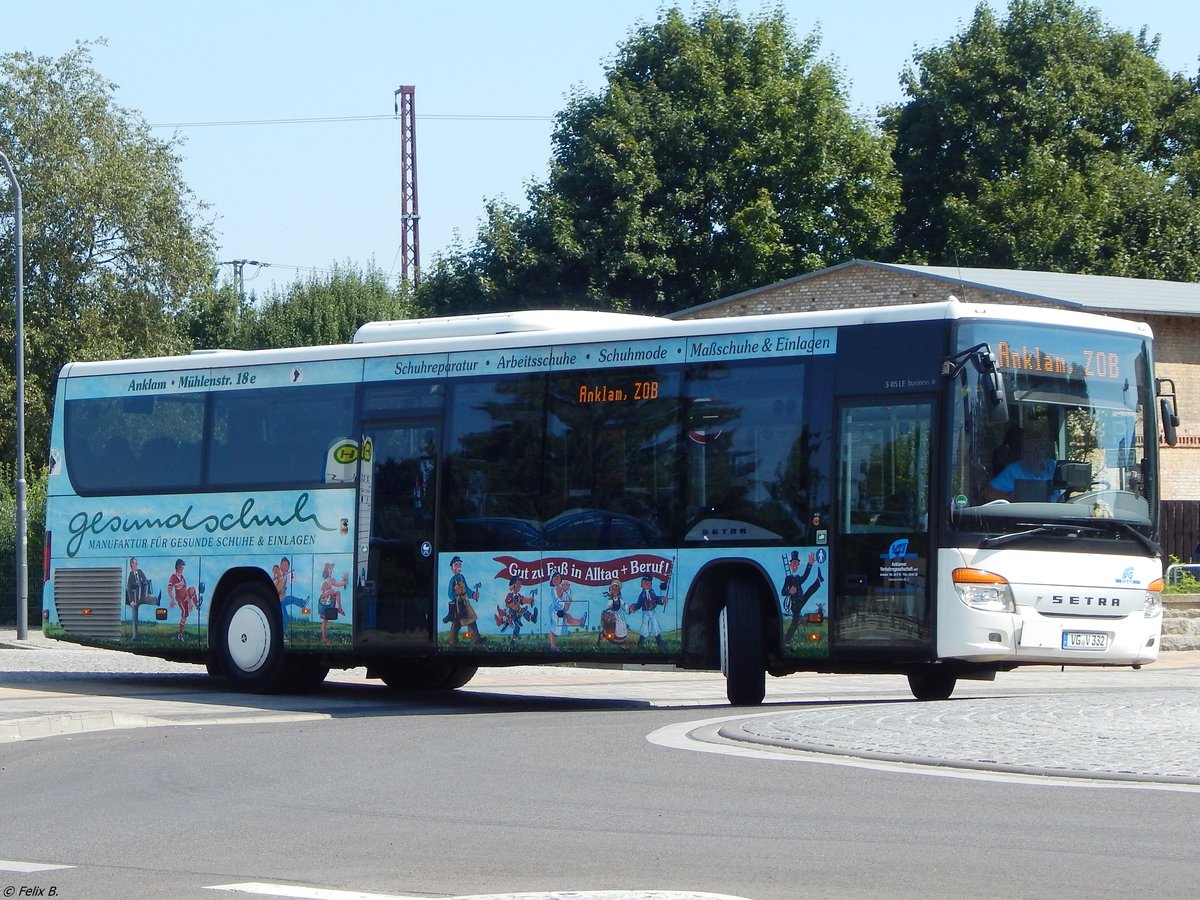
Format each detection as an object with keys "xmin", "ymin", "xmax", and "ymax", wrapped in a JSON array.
[{"xmin": 227, "ymin": 603, "xmax": 271, "ymax": 673}]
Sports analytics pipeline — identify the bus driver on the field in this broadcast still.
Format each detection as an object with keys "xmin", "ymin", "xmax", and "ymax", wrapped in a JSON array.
[{"xmin": 989, "ymin": 424, "xmax": 1057, "ymax": 502}]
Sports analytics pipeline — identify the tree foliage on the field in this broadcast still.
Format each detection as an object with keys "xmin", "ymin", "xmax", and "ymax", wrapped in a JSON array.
[
  {"xmin": 243, "ymin": 264, "xmax": 415, "ymax": 349},
  {"xmin": 419, "ymin": 3, "xmax": 899, "ymax": 317},
  {"xmin": 186, "ymin": 263, "xmax": 416, "ymax": 351},
  {"xmin": 0, "ymin": 41, "xmax": 217, "ymax": 467},
  {"xmin": 886, "ymin": 0, "xmax": 1200, "ymax": 278}
]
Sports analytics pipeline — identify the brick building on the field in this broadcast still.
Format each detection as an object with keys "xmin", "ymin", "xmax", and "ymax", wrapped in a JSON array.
[{"xmin": 673, "ymin": 259, "xmax": 1200, "ymax": 500}]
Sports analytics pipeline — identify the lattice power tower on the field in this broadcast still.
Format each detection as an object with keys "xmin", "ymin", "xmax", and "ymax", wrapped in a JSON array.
[{"xmin": 395, "ymin": 85, "xmax": 420, "ymax": 288}]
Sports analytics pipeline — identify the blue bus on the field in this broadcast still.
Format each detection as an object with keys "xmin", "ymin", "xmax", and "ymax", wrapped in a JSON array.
[{"xmin": 42, "ymin": 301, "xmax": 1172, "ymax": 704}]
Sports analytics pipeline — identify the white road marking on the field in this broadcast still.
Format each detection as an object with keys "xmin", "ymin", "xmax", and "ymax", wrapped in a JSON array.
[
  {"xmin": 0, "ymin": 859, "xmax": 74, "ymax": 872},
  {"xmin": 206, "ymin": 884, "xmax": 753, "ymax": 900},
  {"xmin": 206, "ymin": 884, "xmax": 407, "ymax": 899}
]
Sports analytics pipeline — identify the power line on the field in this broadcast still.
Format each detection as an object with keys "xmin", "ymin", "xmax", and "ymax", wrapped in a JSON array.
[{"xmin": 149, "ymin": 112, "xmax": 552, "ymax": 129}]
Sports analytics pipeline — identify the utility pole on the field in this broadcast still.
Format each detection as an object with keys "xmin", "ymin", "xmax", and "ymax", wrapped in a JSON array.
[
  {"xmin": 394, "ymin": 85, "xmax": 420, "ymax": 289},
  {"xmin": 220, "ymin": 259, "xmax": 269, "ymax": 303}
]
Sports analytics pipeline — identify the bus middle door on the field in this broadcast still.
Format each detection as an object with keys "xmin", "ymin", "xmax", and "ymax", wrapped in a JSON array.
[
  {"xmin": 833, "ymin": 400, "xmax": 935, "ymax": 658},
  {"xmin": 356, "ymin": 420, "xmax": 439, "ymax": 648}
]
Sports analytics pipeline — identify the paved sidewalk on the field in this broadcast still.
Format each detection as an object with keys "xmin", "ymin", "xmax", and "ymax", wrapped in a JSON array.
[
  {"xmin": 4, "ymin": 628, "xmax": 1199, "ymax": 783},
  {"xmin": 728, "ymin": 678, "xmax": 1200, "ymax": 782}
]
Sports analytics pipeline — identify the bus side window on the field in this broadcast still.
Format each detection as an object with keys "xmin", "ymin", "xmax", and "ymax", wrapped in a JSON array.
[
  {"xmin": 141, "ymin": 436, "xmax": 179, "ymax": 484},
  {"xmin": 100, "ymin": 436, "xmax": 136, "ymax": 489}
]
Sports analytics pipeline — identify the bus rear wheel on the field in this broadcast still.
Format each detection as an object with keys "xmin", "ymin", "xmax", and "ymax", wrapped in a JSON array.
[
  {"xmin": 721, "ymin": 579, "xmax": 766, "ymax": 706},
  {"xmin": 216, "ymin": 583, "xmax": 286, "ymax": 692},
  {"xmin": 907, "ymin": 669, "xmax": 956, "ymax": 701},
  {"xmin": 377, "ymin": 661, "xmax": 477, "ymax": 691}
]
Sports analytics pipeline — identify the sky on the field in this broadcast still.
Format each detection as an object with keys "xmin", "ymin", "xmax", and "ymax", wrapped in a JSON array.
[{"xmin": 4, "ymin": 0, "xmax": 1199, "ymax": 295}]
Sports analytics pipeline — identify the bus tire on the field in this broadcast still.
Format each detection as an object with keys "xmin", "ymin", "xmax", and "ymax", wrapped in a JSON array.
[
  {"xmin": 907, "ymin": 669, "xmax": 956, "ymax": 701},
  {"xmin": 442, "ymin": 664, "xmax": 478, "ymax": 690},
  {"xmin": 281, "ymin": 656, "xmax": 330, "ymax": 693},
  {"xmin": 722, "ymin": 578, "xmax": 766, "ymax": 706},
  {"xmin": 377, "ymin": 661, "xmax": 475, "ymax": 691},
  {"xmin": 216, "ymin": 582, "xmax": 286, "ymax": 692}
]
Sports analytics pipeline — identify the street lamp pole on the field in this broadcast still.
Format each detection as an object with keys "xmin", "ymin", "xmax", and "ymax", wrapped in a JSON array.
[{"xmin": 0, "ymin": 150, "xmax": 28, "ymax": 640}]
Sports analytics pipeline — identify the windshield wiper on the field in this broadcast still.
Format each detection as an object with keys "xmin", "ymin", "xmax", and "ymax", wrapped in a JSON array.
[
  {"xmin": 982, "ymin": 525, "xmax": 1069, "ymax": 549},
  {"xmin": 981, "ymin": 520, "xmax": 1159, "ymax": 555},
  {"xmin": 1078, "ymin": 518, "xmax": 1161, "ymax": 556}
]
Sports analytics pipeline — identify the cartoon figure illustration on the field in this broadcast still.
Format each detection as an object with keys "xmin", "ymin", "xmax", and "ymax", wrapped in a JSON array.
[
  {"xmin": 628, "ymin": 575, "xmax": 668, "ymax": 649},
  {"xmin": 781, "ymin": 550, "xmax": 824, "ymax": 643},
  {"xmin": 547, "ymin": 573, "xmax": 586, "ymax": 651},
  {"xmin": 319, "ymin": 562, "xmax": 348, "ymax": 643},
  {"xmin": 597, "ymin": 579, "xmax": 629, "ymax": 648},
  {"xmin": 167, "ymin": 558, "xmax": 201, "ymax": 642},
  {"xmin": 125, "ymin": 557, "xmax": 157, "ymax": 640},
  {"xmin": 275, "ymin": 557, "xmax": 307, "ymax": 626},
  {"xmin": 494, "ymin": 576, "xmax": 538, "ymax": 643},
  {"xmin": 445, "ymin": 555, "xmax": 484, "ymax": 645}
]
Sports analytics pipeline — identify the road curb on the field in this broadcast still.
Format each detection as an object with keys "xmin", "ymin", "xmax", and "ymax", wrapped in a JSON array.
[
  {"xmin": 1, "ymin": 710, "xmax": 159, "ymax": 743},
  {"xmin": 713, "ymin": 719, "xmax": 1200, "ymax": 786},
  {"xmin": 1, "ymin": 709, "xmax": 330, "ymax": 743}
]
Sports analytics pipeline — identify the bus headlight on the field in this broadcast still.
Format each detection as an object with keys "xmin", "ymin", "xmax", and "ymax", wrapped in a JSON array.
[
  {"xmin": 1144, "ymin": 577, "xmax": 1164, "ymax": 618},
  {"xmin": 952, "ymin": 568, "xmax": 1015, "ymax": 613}
]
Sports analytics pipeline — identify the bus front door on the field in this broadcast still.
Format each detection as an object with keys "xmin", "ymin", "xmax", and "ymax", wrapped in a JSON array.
[
  {"xmin": 356, "ymin": 422, "xmax": 438, "ymax": 648},
  {"xmin": 833, "ymin": 401, "xmax": 934, "ymax": 657}
]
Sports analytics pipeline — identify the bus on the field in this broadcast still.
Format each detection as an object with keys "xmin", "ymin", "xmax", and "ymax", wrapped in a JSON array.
[{"xmin": 41, "ymin": 299, "xmax": 1175, "ymax": 704}]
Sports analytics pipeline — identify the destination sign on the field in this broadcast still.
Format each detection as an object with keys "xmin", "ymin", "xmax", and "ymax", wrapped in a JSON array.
[
  {"xmin": 576, "ymin": 379, "xmax": 661, "ymax": 405},
  {"xmin": 995, "ymin": 340, "xmax": 1122, "ymax": 380},
  {"xmin": 959, "ymin": 321, "xmax": 1148, "ymax": 411}
]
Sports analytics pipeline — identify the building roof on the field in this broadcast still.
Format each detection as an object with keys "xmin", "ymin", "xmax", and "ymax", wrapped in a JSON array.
[
  {"xmin": 877, "ymin": 262, "xmax": 1200, "ymax": 318},
  {"xmin": 680, "ymin": 260, "xmax": 1200, "ymax": 319}
]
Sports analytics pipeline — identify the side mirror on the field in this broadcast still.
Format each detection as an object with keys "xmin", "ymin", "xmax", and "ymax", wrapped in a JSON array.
[
  {"xmin": 979, "ymin": 350, "xmax": 1008, "ymax": 424},
  {"xmin": 943, "ymin": 343, "xmax": 1008, "ymax": 424},
  {"xmin": 1160, "ymin": 398, "xmax": 1179, "ymax": 447},
  {"xmin": 1156, "ymin": 378, "xmax": 1179, "ymax": 448},
  {"xmin": 986, "ymin": 370, "xmax": 1009, "ymax": 424}
]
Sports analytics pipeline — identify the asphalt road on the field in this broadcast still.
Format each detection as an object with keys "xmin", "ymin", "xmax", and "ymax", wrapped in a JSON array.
[
  {"xmin": 4, "ymin": 630, "xmax": 1200, "ymax": 782},
  {"xmin": 3, "ymin": 631, "xmax": 1199, "ymax": 900}
]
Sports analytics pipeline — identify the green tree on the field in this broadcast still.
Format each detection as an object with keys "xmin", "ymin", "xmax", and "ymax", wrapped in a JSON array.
[
  {"xmin": 0, "ymin": 42, "xmax": 217, "ymax": 469},
  {"xmin": 419, "ymin": 3, "xmax": 898, "ymax": 317},
  {"xmin": 0, "ymin": 463, "xmax": 47, "ymax": 626},
  {"xmin": 185, "ymin": 281, "xmax": 251, "ymax": 351},
  {"xmin": 416, "ymin": 201, "xmax": 538, "ymax": 318},
  {"xmin": 234, "ymin": 263, "xmax": 415, "ymax": 349},
  {"xmin": 886, "ymin": 0, "xmax": 1200, "ymax": 278}
]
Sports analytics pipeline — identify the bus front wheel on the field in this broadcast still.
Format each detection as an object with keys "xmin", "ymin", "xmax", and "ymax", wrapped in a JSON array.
[
  {"xmin": 216, "ymin": 583, "xmax": 286, "ymax": 692},
  {"xmin": 907, "ymin": 669, "xmax": 956, "ymax": 701},
  {"xmin": 721, "ymin": 579, "xmax": 766, "ymax": 706}
]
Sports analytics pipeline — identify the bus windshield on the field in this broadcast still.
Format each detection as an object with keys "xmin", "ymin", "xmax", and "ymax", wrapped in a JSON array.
[{"xmin": 948, "ymin": 321, "xmax": 1156, "ymax": 533}]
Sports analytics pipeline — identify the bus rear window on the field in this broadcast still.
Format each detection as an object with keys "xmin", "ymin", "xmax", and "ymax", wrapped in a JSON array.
[
  {"xmin": 64, "ymin": 394, "xmax": 206, "ymax": 493},
  {"xmin": 63, "ymin": 383, "xmax": 358, "ymax": 495}
]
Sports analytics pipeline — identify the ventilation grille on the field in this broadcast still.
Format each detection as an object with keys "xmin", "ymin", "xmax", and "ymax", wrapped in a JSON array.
[{"xmin": 54, "ymin": 567, "xmax": 123, "ymax": 640}]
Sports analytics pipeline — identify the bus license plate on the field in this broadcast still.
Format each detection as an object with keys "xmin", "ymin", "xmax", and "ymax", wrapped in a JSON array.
[{"xmin": 1062, "ymin": 631, "xmax": 1109, "ymax": 650}]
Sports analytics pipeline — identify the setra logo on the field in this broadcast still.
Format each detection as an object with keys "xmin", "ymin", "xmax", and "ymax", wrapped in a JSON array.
[{"xmin": 1115, "ymin": 567, "xmax": 1141, "ymax": 586}]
